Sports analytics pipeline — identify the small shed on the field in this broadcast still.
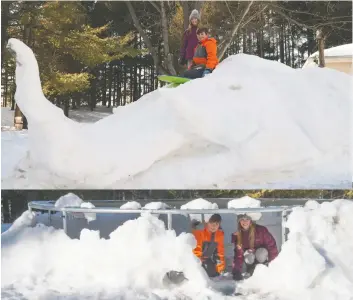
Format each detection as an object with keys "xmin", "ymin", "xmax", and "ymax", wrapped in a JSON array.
[{"xmin": 302, "ymin": 43, "xmax": 352, "ymax": 75}]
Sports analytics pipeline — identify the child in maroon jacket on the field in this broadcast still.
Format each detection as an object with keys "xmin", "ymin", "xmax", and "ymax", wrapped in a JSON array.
[
  {"xmin": 179, "ymin": 9, "xmax": 200, "ymax": 68},
  {"xmin": 231, "ymin": 213, "xmax": 279, "ymax": 281}
]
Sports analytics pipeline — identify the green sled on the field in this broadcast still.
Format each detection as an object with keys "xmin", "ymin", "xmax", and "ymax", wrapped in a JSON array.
[{"xmin": 158, "ymin": 75, "xmax": 191, "ymax": 87}]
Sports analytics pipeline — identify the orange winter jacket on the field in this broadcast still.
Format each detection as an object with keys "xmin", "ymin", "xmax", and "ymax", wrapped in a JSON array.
[
  {"xmin": 192, "ymin": 227, "xmax": 225, "ymax": 274},
  {"xmin": 192, "ymin": 37, "xmax": 219, "ymax": 70}
]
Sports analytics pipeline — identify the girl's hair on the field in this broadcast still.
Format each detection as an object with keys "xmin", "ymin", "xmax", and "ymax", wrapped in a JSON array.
[
  {"xmin": 187, "ymin": 19, "xmax": 199, "ymax": 33},
  {"xmin": 236, "ymin": 222, "xmax": 256, "ymax": 249}
]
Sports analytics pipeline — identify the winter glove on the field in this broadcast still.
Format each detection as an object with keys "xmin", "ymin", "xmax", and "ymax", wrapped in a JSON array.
[
  {"xmin": 202, "ymin": 68, "xmax": 212, "ymax": 77},
  {"xmin": 178, "ymin": 57, "xmax": 186, "ymax": 66},
  {"xmin": 191, "ymin": 219, "xmax": 201, "ymax": 229},
  {"xmin": 232, "ymin": 270, "xmax": 243, "ymax": 281}
]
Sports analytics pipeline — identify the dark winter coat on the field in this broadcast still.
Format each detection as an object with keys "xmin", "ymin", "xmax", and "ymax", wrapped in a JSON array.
[
  {"xmin": 231, "ymin": 224, "xmax": 278, "ymax": 272},
  {"xmin": 180, "ymin": 26, "xmax": 199, "ymax": 60}
]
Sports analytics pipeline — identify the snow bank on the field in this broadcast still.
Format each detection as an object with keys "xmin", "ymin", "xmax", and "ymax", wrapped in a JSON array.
[
  {"xmin": 3, "ymin": 38, "xmax": 351, "ymax": 189},
  {"xmin": 240, "ymin": 199, "xmax": 353, "ymax": 300},
  {"xmin": 1, "ymin": 211, "xmax": 215, "ymax": 299},
  {"xmin": 180, "ymin": 198, "xmax": 218, "ymax": 222}
]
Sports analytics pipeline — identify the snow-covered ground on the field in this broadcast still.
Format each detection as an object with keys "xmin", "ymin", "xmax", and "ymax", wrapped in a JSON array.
[
  {"xmin": 1, "ymin": 106, "xmax": 113, "ymax": 129},
  {"xmin": 1, "ymin": 38, "xmax": 351, "ymax": 189},
  {"xmin": 2, "ymin": 195, "xmax": 353, "ymax": 300}
]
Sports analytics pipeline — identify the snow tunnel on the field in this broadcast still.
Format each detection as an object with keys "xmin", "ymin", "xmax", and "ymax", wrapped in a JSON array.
[{"xmin": 28, "ymin": 200, "xmax": 293, "ymax": 273}]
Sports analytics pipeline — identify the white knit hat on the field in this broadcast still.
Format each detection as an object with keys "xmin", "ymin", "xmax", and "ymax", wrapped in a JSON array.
[
  {"xmin": 189, "ymin": 9, "xmax": 200, "ymax": 22},
  {"xmin": 237, "ymin": 212, "xmax": 262, "ymax": 222}
]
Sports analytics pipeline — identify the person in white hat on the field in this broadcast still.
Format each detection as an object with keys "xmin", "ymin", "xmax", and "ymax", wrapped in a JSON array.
[
  {"xmin": 231, "ymin": 212, "xmax": 278, "ymax": 281},
  {"xmin": 179, "ymin": 9, "xmax": 201, "ymax": 69}
]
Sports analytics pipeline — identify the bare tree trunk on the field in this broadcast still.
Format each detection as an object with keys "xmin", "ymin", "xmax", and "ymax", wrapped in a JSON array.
[
  {"xmin": 126, "ymin": 1, "xmax": 168, "ymax": 75},
  {"xmin": 242, "ymin": 30, "xmax": 247, "ymax": 53},
  {"xmin": 279, "ymin": 24, "xmax": 285, "ymax": 63},
  {"xmin": 181, "ymin": 1, "xmax": 190, "ymax": 30},
  {"xmin": 102, "ymin": 64, "xmax": 107, "ymax": 106},
  {"xmin": 316, "ymin": 29, "xmax": 325, "ymax": 68},
  {"xmin": 108, "ymin": 63, "xmax": 113, "ymax": 107},
  {"xmin": 1, "ymin": 2, "xmax": 10, "ymax": 70},
  {"xmin": 160, "ymin": 1, "xmax": 176, "ymax": 75},
  {"xmin": 218, "ymin": 1, "xmax": 263, "ymax": 60},
  {"xmin": 64, "ymin": 95, "xmax": 70, "ymax": 117},
  {"xmin": 194, "ymin": 1, "xmax": 204, "ymax": 12}
]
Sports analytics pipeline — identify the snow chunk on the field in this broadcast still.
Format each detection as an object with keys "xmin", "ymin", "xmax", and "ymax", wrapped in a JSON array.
[
  {"xmin": 227, "ymin": 195, "xmax": 261, "ymax": 209},
  {"xmin": 227, "ymin": 196, "xmax": 262, "ymax": 221},
  {"xmin": 55, "ymin": 193, "xmax": 96, "ymax": 222},
  {"xmin": 142, "ymin": 202, "xmax": 170, "ymax": 210},
  {"xmin": 141, "ymin": 202, "xmax": 171, "ymax": 218},
  {"xmin": 80, "ymin": 202, "xmax": 96, "ymax": 222},
  {"xmin": 55, "ymin": 193, "xmax": 83, "ymax": 208},
  {"xmin": 181, "ymin": 198, "xmax": 218, "ymax": 222},
  {"xmin": 120, "ymin": 201, "xmax": 141, "ymax": 210}
]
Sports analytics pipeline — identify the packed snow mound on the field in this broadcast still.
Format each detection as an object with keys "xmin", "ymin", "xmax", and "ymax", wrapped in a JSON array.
[
  {"xmin": 240, "ymin": 199, "xmax": 353, "ymax": 299},
  {"xmin": 120, "ymin": 201, "xmax": 142, "ymax": 210},
  {"xmin": 1, "ymin": 212, "xmax": 216, "ymax": 299},
  {"xmin": 4, "ymin": 38, "xmax": 351, "ymax": 189},
  {"xmin": 227, "ymin": 196, "xmax": 262, "ymax": 221},
  {"xmin": 181, "ymin": 198, "xmax": 218, "ymax": 222}
]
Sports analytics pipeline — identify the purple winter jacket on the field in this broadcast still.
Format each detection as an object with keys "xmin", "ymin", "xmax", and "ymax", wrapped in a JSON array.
[
  {"xmin": 180, "ymin": 26, "xmax": 199, "ymax": 60},
  {"xmin": 231, "ymin": 224, "xmax": 279, "ymax": 272}
]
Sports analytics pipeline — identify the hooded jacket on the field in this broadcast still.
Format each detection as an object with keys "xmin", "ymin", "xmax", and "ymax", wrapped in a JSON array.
[
  {"xmin": 192, "ymin": 227, "xmax": 225, "ymax": 274},
  {"xmin": 231, "ymin": 224, "xmax": 278, "ymax": 273},
  {"xmin": 192, "ymin": 37, "xmax": 219, "ymax": 70},
  {"xmin": 180, "ymin": 27, "xmax": 199, "ymax": 61}
]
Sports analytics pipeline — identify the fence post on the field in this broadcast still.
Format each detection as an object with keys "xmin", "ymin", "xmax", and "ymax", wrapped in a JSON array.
[
  {"xmin": 167, "ymin": 213, "xmax": 172, "ymax": 230},
  {"xmin": 281, "ymin": 209, "xmax": 290, "ymax": 248},
  {"xmin": 62, "ymin": 210, "xmax": 67, "ymax": 234}
]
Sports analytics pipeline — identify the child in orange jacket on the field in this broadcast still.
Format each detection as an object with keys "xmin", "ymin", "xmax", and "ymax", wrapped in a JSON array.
[
  {"xmin": 184, "ymin": 27, "xmax": 219, "ymax": 79},
  {"xmin": 192, "ymin": 214, "xmax": 225, "ymax": 277}
]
